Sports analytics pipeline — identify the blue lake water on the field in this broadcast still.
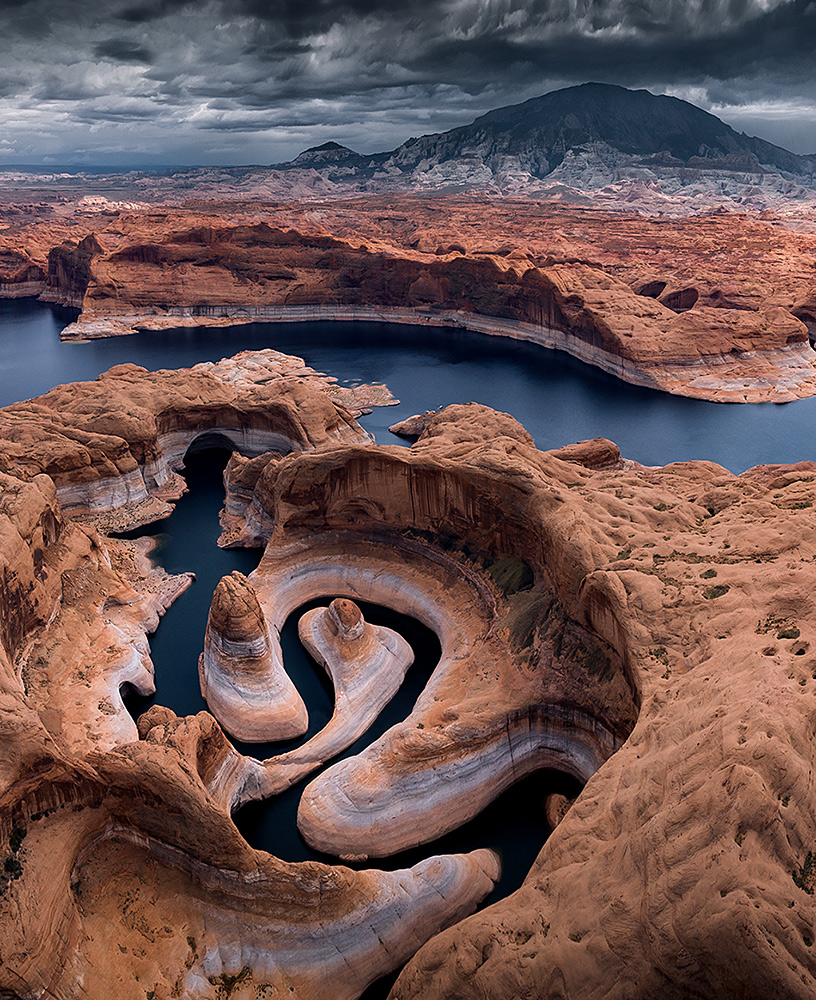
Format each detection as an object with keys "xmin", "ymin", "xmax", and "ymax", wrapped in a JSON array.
[
  {"xmin": 1, "ymin": 297, "xmax": 815, "ymax": 472},
  {"xmin": 2, "ymin": 296, "xmax": 813, "ymax": 996}
]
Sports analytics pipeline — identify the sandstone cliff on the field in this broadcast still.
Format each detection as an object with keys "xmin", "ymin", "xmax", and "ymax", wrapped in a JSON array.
[
  {"xmin": 0, "ymin": 349, "xmax": 371, "ymax": 530},
  {"xmin": 48, "ymin": 221, "xmax": 815, "ymax": 402},
  {"xmin": 0, "ymin": 401, "xmax": 499, "ymax": 999},
  {"xmin": 1, "ymin": 329, "xmax": 816, "ymax": 1000},
  {"xmin": 3, "ymin": 196, "xmax": 816, "ymax": 402}
]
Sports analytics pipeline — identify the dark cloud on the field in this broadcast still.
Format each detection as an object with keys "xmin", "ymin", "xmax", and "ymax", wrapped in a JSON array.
[
  {"xmin": 1, "ymin": 0, "xmax": 816, "ymax": 164},
  {"xmin": 94, "ymin": 38, "xmax": 153, "ymax": 62}
]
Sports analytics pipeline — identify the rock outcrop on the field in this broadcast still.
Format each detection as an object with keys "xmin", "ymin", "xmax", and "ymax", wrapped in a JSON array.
[
  {"xmin": 199, "ymin": 571, "xmax": 308, "ymax": 742},
  {"xmin": 3, "ymin": 347, "xmax": 816, "ymax": 999},
  {"xmin": 0, "ymin": 380, "xmax": 501, "ymax": 1000},
  {"xmin": 0, "ymin": 348, "xmax": 372, "ymax": 530},
  {"xmin": 43, "ymin": 221, "xmax": 816, "ymax": 402}
]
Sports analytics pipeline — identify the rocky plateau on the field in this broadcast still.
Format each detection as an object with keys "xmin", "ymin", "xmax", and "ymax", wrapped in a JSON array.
[{"xmin": 1, "ymin": 198, "xmax": 816, "ymax": 403}]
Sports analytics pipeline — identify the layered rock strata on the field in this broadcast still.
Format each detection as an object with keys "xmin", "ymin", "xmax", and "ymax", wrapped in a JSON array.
[
  {"xmin": 206, "ymin": 596, "xmax": 415, "ymax": 812},
  {"xmin": 215, "ymin": 407, "xmax": 638, "ymax": 855},
  {"xmin": 0, "ymin": 349, "xmax": 372, "ymax": 530},
  {"xmin": 199, "ymin": 571, "xmax": 308, "ymax": 742},
  {"xmin": 0, "ymin": 707, "xmax": 500, "ymax": 999},
  {"xmin": 36, "ymin": 220, "xmax": 816, "ymax": 402},
  {"xmin": 3, "ymin": 354, "xmax": 816, "ymax": 997},
  {"xmin": 213, "ymin": 402, "xmax": 816, "ymax": 998},
  {"xmin": 4, "ymin": 197, "xmax": 816, "ymax": 401}
]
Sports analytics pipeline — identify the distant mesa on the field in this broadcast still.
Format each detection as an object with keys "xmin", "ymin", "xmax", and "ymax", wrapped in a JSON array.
[{"xmin": 286, "ymin": 140, "xmax": 365, "ymax": 169}]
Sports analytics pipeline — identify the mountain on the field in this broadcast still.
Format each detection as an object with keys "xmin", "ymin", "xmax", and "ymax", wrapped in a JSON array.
[
  {"xmin": 277, "ymin": 83, "xmax": 816, "ymax": 191},
  {"xmin": 288, "ymin": 141, "xmax": 365, "ymax": 169}
]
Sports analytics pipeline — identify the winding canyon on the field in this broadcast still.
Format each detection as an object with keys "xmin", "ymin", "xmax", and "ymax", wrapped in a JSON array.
[
  {"xmin": 0, "ymin": 345, "xmax": 814, "ymax": 997},
  {"xmin": 3, "ymin": 82, "xmax": 816, "ymax": 997}
]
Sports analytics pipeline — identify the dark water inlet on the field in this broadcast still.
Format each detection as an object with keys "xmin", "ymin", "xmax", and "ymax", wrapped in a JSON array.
[
  {"xmin": 2, "ymin": 297, "xmax": 816, "ymax": 473},
  {"xmin": 121, "ymin": 450, "xmax": 581, "ymax": 884}
]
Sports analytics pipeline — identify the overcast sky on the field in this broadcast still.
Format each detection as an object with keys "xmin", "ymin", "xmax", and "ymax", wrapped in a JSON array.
[{"xmin": 1, "ymin": 0, "xmax": 816, "ymax": 166}]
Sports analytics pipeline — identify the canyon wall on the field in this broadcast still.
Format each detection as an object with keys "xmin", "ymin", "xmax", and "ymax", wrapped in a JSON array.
[
  {"xmin": 0, "ymin": 349, "xmax": 371, "ymax": 529},
  {"xmin": 218, "ymin": 402, "xmax": 816, "ymax": 998}
]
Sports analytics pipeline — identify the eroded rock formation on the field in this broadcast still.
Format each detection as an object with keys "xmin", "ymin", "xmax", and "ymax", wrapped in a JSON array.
[
  {"xmin": 2, "ymin": 356, "xmax": 816, "ymax": 999},
  {"xmin": 4, "ymin": 194, "xmax": 816, "ymax": 402},
  {"xmin": 199, "ymin": 571, "xmax": 308, "ymax": 742},
  {"xmin": 0, "ymin": 349, "xmax": 372, "ymax": 530},
  {"xmin": 47, "ymin": 222, "xmax": 815, "ymax": 403},
  {"xmin": 215, "ymin": 401, "xmax": 816, "ymax": 998},
  {"xmin": 0, "ymin": 374, "xmax": 501, "ymax": 999}
]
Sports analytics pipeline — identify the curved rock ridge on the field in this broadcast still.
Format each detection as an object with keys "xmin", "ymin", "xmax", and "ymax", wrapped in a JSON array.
[
  {"xmin": 212, "ymin": 407, "xmax": 637, "ymax": 857},
  {"xmin": 0, "ymin": 465, "xmax": 500, "ymax": 999},
  {"xmin": 0, "ymin": 348, "xmax": 372, "ymax": 530},
  {"xmin": 211, "ymin": 597, "xmax": 416, "ymax": 809},
  {"xmin": 199, "ymin": 571, "xmax": 308, "ymax": 742},
  {"xmin": 4, "ymin": 353, "xmax": 816, "ymax": 997},
  {"xmin": 212, "ymin": 402, "xmax": 816, "ymax": 997},
  {"xmin": 0, "ymin": 708, "xmax": 500, "ymax": 999}
]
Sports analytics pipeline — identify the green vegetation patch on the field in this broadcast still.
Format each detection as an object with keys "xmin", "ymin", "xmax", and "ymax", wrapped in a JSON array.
[
  {"xmin": 506, "ymin": 591, "xmax": 559, "ymax": 649},
  {"xmin": 793, "ymin": 852, "xmax": 816, "ymax": 894},
  {"xmin": 487, "ymin": 557, "xmax": 534, "ymax": 596},
  {"xmin": 757, "ymin": 614, "xmax": 797, "ymax": 635},
  {"xmin": 9, "ymin": 827, "xmax": 26, "ymax": 853},
  {"xmin": 208, "ymin": 968, "xmax": 252, "ymax": 998}
]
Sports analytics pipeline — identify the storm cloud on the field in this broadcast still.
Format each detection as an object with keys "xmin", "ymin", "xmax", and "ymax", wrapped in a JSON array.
[{"xmin": 0, "ymin": 0, "xmax": 814, "ymax": 165}]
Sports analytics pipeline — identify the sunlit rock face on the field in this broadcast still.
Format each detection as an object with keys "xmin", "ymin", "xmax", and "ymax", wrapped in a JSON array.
[
  {"xmin": 1, "ymin": 356, "xmax": 815, "ymax": 1000},
  {"xmin": 0, "ymin": 363, "xmax": 501, "ymax": 1000},
  {"xmin": 199, "ymin": 571, "xmax": 308, "ymax": 742},
  {"xmin": 0, "ymin": 348, "xmax": 372, "ymax": 531}
]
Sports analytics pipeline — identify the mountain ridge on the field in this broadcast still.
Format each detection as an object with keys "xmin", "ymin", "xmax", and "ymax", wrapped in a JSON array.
[{"xmin": 276, "ymin": 82, "xmax": 816, "ymax": 184}]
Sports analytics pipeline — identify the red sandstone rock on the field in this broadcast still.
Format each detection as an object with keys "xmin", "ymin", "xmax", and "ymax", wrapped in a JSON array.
[
  {"xmin": 0, "ymin": 349, "xmax": 371, "ymax": 528},
  {"xmin": 199, "ymin": 571, "xmax": 308, "ymax": 742},
  {"xmin": 215, "ymin": 399, "xmax": 816, "ymax": 998},
  {"xmin": 4, "ymin": 196, "xmax": 816, "ymax": 401}
]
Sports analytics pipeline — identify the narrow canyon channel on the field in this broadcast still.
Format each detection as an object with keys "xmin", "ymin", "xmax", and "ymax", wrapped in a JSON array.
[{"xmin": 3, "ymin": 297, "xmax": 816, "ymax": 996}]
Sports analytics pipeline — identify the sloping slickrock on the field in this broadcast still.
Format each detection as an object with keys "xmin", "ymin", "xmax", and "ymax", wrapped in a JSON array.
[
  {"xmin": 0, "ymin": 463, "xmax": 499, "ymax": 999},
  {"xmin": 0, "ymin": 349, "xmax": 371, "ymax": 530},
  {"xmin": 205, "ymin": 596, "xmax": 413, "ymax": 813},
  {"xmin": 0, "ymin": 470, "xmax": 189, "ymax": 760},
  {"xmin": 217, "ymin": 402, "xmax": 816, "ymax": 998},
  {"xmin": 199, "ymin": 571, "xmax": 308, "ymax": 742}
]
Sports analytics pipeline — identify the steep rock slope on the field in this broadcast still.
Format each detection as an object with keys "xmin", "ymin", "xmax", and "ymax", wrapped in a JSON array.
[{"xmin": 35, "ymin": 221, "xmax": 816, "ymax": 403}]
